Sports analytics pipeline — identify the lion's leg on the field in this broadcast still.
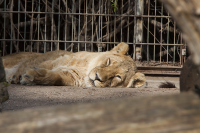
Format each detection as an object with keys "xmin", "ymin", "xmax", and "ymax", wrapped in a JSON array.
[
  {"xmin": 20, "ymin": 67, "xmax": 76, "ymax": 86},
  {"xmin": 20, "ymin": 67, "xmax": 62, "ymax": 85},
  {"xmin": 9, "ymin": 65, "xmax": 35, "ymax": 84},
  {"xmin": 9, "ymin": 60, "xmax": 55, "ymax": 84}
]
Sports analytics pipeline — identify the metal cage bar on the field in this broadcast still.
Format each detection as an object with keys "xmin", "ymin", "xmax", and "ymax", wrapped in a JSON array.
[
  {"xmin": 160, "ymin": 2, "xmax": 163, "ymax": 64},
  {"xmin": 44, "ymin": 0, "xmax": 47, "ymax": 53},
  {"xmin": 0, "ymin": 0, "xmax": 187, "ymax": 68},
  {"xmin": 37, "ymin": 0, "xmax": 40, "ymax": 53},
  {"xmin": 85, "ymin": 0, "xmax": 88, "ymax": 51},
  {"xmin": 3, "ymin": 0, "xmax": 6, "ymax": 56},
  {"xmin": 153, "ymin": 0, "xmax": 157, "ymax": 61},
  {"xmin": 24, "ymin": 0, "xmax": 27, "ymax": 52},
  {"xmin": 17, "ymin": 0, "xmax": 20, "ymax": 53}
]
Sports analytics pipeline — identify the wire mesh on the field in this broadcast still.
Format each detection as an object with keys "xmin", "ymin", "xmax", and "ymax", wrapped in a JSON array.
[{"xmin": 0, "ymin": 0, "xmax": 187, "ymax": 67}]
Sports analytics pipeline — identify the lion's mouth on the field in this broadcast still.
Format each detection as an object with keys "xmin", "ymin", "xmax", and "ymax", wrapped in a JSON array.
[
  {"xmin": 89, "ymin": 78, "xmax": 107, "ymax": 87},
  {"xmin": 89, "ymin": 78, "xmax": 96, "ymax": 87},
  {"xmin": 88, "ymin": 74, "xmax": 105, "ymax": 87}
]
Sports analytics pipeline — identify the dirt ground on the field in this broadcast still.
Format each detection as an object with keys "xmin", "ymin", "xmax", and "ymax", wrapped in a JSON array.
[{"xmin": 1, "ymin": 76, "xmax": 180, "ymax": 112}]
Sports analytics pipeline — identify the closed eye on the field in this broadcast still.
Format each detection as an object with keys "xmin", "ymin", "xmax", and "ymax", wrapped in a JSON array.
[
  {"xmin": 116, "ymin": 75, "xmax": 121, "ymax": 79},
  {"xmin": 106, "ymin": 58, "xmax": 111, "ymax": 66}
]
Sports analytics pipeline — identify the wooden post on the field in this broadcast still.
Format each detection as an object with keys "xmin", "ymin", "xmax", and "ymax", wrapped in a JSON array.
[{"xmin": 133, "ymin": 0, "xmax": 144, "ymax": 60}]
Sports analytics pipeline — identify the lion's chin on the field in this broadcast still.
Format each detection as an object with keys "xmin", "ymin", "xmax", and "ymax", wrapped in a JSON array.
[
  {"xmin": 84, "ymin": 77, "xmax": 95, "ymax": 87},
  {"xmin": 93, "ymin": 80, "xmax": 103, "ymax": 87},
  {"xmin": 90, "ymin": 79, "xmax": 96, "ymax": 87}
]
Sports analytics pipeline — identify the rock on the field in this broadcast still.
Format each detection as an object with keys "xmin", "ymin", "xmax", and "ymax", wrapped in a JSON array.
[
  {"xmin": 0, "ymin": 56, "xmax": 9, "ymax": 104},
  {"xmin": 0, "ymin": 58, "xmax": 5, "ymax": 82},
  {"xmin": 0, "ymin": 82, "xmax": 9, "ymax": 104},
  {"xmin": 180, "ymin": 56, "xmax": 200, "ymax": 95}
]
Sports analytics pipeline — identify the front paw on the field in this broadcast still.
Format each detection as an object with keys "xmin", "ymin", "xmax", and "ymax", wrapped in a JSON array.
[
  {"xmin": 20, "ymin": 67, "xmax": 48, "ymax": 85},
  {"xmin": 7, "ymin": 75, "xmax": 14, "ymax": 83},
  {"xmin": 7, "ymin": 75, "xmax": 20, "ymax": 84},
  {"xmin": 20, "ymin": 73, "xmax": 35, "ymax": 85}
]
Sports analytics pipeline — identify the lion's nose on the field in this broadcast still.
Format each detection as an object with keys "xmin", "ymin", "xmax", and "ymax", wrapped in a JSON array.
[{"xmin": 95, "ymin": 73, "xmax": 101, "ymax": 82}]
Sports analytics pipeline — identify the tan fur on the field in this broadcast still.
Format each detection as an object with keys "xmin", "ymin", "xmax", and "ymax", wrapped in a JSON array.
[
  {"xmin": 2, "ymin": 52, "xmax": 42, "ymax": 68},
  {"xmin": 2, "ymin": 52, "xmax": 43, "ymax": 81},
  {"xmin": 3, "ymin": 51, "xmax": 71, "ymax": 83},
  {"xmin": 3, "ymin": 42, "xmax": 146, "ymax": 88}
]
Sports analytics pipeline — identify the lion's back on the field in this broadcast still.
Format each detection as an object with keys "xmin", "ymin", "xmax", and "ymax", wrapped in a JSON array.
[
  {"xmin": 2, "ymin": 52, "xmax": 43, "ymax": 68},
  {"xmin": 3, "ymin": 50, "xmax": 72, "ymax": 68},
  {"xmin": 16, "ymin": 50, "xmax": 72, "ymax": 71}
]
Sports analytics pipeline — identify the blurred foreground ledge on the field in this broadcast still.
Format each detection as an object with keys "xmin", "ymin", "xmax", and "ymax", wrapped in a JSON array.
[{"xmin": 0, "ymin": 92, "xmax": 199, "ymax": 133}]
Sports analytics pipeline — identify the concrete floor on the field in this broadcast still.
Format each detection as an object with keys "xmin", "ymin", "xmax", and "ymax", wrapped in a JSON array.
[{"xmin": 1, "ymin": 76, "xmax": 180, "ymax": 112}]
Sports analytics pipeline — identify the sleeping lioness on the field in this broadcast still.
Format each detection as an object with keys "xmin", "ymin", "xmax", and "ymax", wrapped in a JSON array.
[{"xmin": 2, "ymin": 42, "xmax": 145, "ymax": 88}]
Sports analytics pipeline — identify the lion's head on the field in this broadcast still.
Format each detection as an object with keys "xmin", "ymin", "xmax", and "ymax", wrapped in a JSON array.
[{"xmin": 86, "ymin": 42, "xmax": 146, "ymax": 88}]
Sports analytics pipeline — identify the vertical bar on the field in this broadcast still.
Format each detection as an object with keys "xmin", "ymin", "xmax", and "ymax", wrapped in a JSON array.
[
  {"xmin": 30, "ymin": 0, "xmax": 34, "ymax": 52},
  {"xmin": 51, "ymin": 1, "xmax": 54, "ymax": 51},
  {"xmin": 17, "ymin": 0, "xmax": 20, "ymax": 53},
  {"xmin": 114, "ymin": 3, "xmax": 116, "ymax": 46},
  {"xmin": 160, "ymin": 2, "xmax": 163, "ymax": 63},
  {"xmin": 106, "ymin": 0, "xmax": 109, "ymax": 51},
  {"xmin": 173, "ymin": 21, "xmax": 176, "ymax": 65},
  {"xmin": 3, "ymin": 0, "xmax": 6, "ymax": 56},
  {"xmin": 24, "ymin": 0, "xmax": 26, "ymax": 52},
  {"xmin": 121, "ymin": 0, "xmax": 123, "ymax": 42},
  {"xmin": 134, "ymin": 0, "xmax": 144, "ymax": 60},
  {"xmin": 133, "ymin": 0, "xmax": 136, "ymax": 59},
  {"xmin": 180, "ymin": 33, "xmax": 183, "ymax": 65},
  {"xmin": 101, "ymin": 0, "xmax": 103, "ymax": 48},
  {"xmin": 153, "ymin": 0, "xmax": 157, "ymax": 61},
  {"xmin": 91, "ymin": 0, "xmax": 94, "ymax": 52},
  {"xmin": 78, "ymin": 0, "xmax": 80, "ymax": 52},
  {"xmin": 37, "ymin": 0, "xmax": 40, "ymax": 53},
  {"xmin": 99, "ymin": 0, "xmax": 100, "ymax": 43},
  {"xmin": 44, "ymin": 0, "xmax": 47, "ymax": 53},
  {"xmin": 147, "ymin": 0, "xmax": 150, "ymax": 63},
  {"xmin": 167, "ymin": 12, "xmax": 169, "ymax": 64},
  {"xmin": 183, "ymin": 41, "xmax": 186, "ymax": 64},
  {"xmin": 64, "ymin": 0, "xmax": 67, "ymax": 51},
  {"xmin": 184, "ymin": 43, "xmax": 186, "ymax": 63},
  {"xmin": 85, "ymin": 0, "xmax": 88, "ymax": 51},
  {"xmin": 10, "ymin": 0, "xmax": 13, "ymax": 54},
  {"xmin": 127, "ymin": 0, "xmax": 130, "ymax": 45},
  {"xmin": 98, "ymin": 0, "xmax": 101, "ymax": 52},
  {"xmin": 71, "ymin": 0, "xmax": 74, "ymax": 52},
  {"xmin": 58, "ymin": 0, "xmax": 60, "ymax": 50}
]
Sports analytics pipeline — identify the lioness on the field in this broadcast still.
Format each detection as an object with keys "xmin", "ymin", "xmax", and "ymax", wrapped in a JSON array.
[{"xmin": 2, "ymin": 42, "xmax": 145, "ymax": 88}]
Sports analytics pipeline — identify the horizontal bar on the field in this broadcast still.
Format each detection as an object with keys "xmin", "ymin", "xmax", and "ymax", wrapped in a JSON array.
[
  {"xmin": 0, "ymin": 11, "xmax": 172, "ymax": 18},
  {"xmin": 0, "ymin": 39, "xmax": 184, "ymax": 46},
  {"xmin": 138, "ymin": 71, "xmax": 180, "ymax": 76},
  {"xmin": 137, "ymin": 66, "xmax": 182, "ymax": 71}
]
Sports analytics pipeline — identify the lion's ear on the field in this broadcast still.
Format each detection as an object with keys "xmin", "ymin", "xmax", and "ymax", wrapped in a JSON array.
[
  {"xmin": 110, "ymin": 42, "xmax": 129, "ymax": 55},
  {"xmin": 127, "ymin": 72, "xmax": 146, "ymax": 88}
]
